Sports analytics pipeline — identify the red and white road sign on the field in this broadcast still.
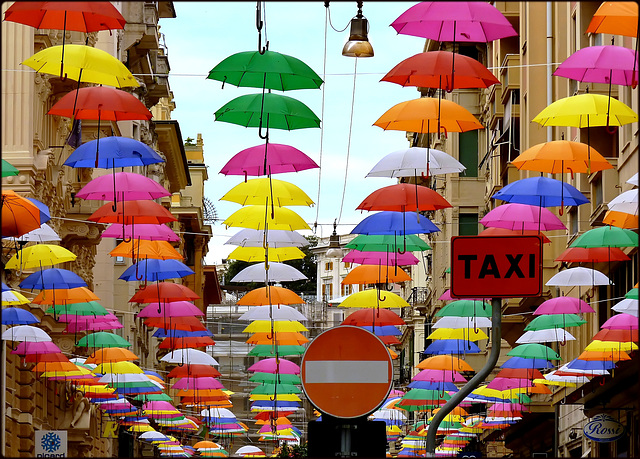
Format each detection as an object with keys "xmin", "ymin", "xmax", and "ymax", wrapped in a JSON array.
[{"xmin": 301, "ymin": 325, "xmax": 393, "ymax": 419}]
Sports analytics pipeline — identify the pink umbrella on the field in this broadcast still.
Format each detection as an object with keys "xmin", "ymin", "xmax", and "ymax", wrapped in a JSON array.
[
  {"xmin": 172, "ymin": 377, "xmax": 224, "ymax": 390},
  {"xmin": 143, "ymin": 401, "xmax": 178, "ymax": 412},
  {"xmin": 76, "ymin": 172, "xmax": 171, "ymax": 202},
  {"xmin": 488, "ymin": 402, "xmax": 527, "ymax": 412},
  {"xmin": 533, "ymin": 297, "xmax": 595, "ymax": 315},
  {"xmin": 413, "ymin": 369, "xmax": 467, "ymax": 383},
  {"xmin": 101, "ymin": 223, "xmax": 180, "ymax": 242},
  {"xmin": 602, "ymin": 313, "xmax": 638, "ymax": 330},
  {"xmin": 480, "ymin": 203, "xmax": 567, "ymax": 231},
  {"xmin": 553, "ymin": 45, "xmax": 639, "ymax": 86},
  {"xmin": 342, "ymin": 250, "xmax": 419, "ymax": 266},
  {"xmin": 60, "ymin": 311, "xmax": 119, "ymax": 324},
  {"xmin": 137, "ymin": 301, "xmax": 204, "ymax": 318},
  {"xmin": 11, "ymin": 341, "xmax": 61, "ymax": 355},
  {"xmin": 219, "ymin": 143, "xmax": 319, "ymax": 178},
  {"xmin": 438, "ymin": 289, "xmax": 486, "ymax": 302},
  {"xmin": 247, "ymin": 358, "xmax": 300, "ymax": 375},
  {"xmin": 486, "ymin": 377, "xmax": 533, "ymax": 391},
  {"xmin": 64, "ymin": 319, "xmax": 123, "ymax": 333}
]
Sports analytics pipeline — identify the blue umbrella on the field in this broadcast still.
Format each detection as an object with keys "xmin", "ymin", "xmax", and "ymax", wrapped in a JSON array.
[
  {"xmin": 424, "ymin": 339, "xmax": 481, "ymax": 355},
  {"xmin": 565, "ymin": 358, "xmax": 615, "ymax": 371},
  {"xmin": 2, "ymin": 282, "xmax": 9, "ymax": 292},
  {"xmin": 152, "ymin": 329, "xmax": 212, "ymax": 338},
  {"xmin": 407, "ymin": 380, "xmax": 458, "ymax": 391},
  {"xmin": 492, "ymin": 176, "xmax": 589, "ymax": 208},
  {"xmin": 118, "ymin": 258, "xmax": 194, "ymax": 282},
  {"xmin": 19, "ymin": 268, "xmax": 87, "ymax": 290},
  {"xmin": 144, "ymin": 370, "xmax": 164, "ymax": 381},
  {"xmin": 351, "ymin": 211, "xmax": 440, "ymax": 235},
  {"xmin": 25, "ymin": 198, "xmax": 51, "ymax": 225},
  {"xmin": 1, "ymin": 307, "xmax": 40, "ymax": 325},
  {"xmin": 501, "ymin": 356, "xmax": 554, "ymax": 369},
  {"xmin": 64, "ymin": 136, "xmax": 164, "ymax": 169},
  {"xmin": 361, "ymin": 325, "xmax": 402, "ymax": 336}
]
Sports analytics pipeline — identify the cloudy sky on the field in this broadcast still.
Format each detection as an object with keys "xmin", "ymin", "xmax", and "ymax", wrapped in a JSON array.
[{"xmin": 158, "ymin": 2, "xmax": 423, "ymax": 264}]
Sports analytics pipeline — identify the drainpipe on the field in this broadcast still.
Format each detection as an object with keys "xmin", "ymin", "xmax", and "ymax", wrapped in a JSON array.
[
  {"xmin": 547, "ymin": 1, "xmax": 553, "ymax": 142},
  {"xmin": 425, "ymin": 298, "xmax": 502, "ymax": 456}
]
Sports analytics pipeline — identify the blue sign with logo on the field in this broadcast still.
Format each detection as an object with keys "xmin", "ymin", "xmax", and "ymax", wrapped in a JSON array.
[
  {"xmin": 35, "ymin": 430, "xmax": 67, "ymax": 457},
  {"xmin": 583, "ymin": 414, "xmax": 626, "ymax": 443}
]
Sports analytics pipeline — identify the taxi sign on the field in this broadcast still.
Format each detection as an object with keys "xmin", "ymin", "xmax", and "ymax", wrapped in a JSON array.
[{"xmin": 301, "ymin": 325, "xmax": 393, "ymax": 419}]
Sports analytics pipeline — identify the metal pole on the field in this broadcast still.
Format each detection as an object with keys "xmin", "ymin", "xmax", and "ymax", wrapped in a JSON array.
[{"xmin": 426, "ymin": 297, "xmax": 502, "ymax": 456}]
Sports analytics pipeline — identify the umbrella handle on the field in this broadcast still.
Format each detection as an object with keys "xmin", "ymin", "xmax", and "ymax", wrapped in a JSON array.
[
  {"xmin": 377, "ymin": 288, "xmax": 386, "ymax": 303},
  {"xmin": 605, "ymin": 124, "xmax": 618, "ymax": 135}
]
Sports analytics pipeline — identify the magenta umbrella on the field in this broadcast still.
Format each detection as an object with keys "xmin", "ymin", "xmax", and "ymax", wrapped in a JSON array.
[
  {"xmin": 137, "ymin": 301, "xmax": 204, "ymax": 318},
  {"xmin": 64, "ymin": 319, "xmax": 123, "ymax": 333},
  {"xmin": 76, "ymin": 172, "xmax": 170, "ymax": 202},
  {"xmin": 219, "ymin": 143, "xmax": 319, "ymax": 178},
  {"xmin": 11, "ymin": 340, "xmax": 61, "ymax": 355},
  {"xmin": 486, "ymin": 377, "xmax": 533, "ymax": 391},
  {"xmin": 480, "ymin": 203, "xmax": 567, "ymax": 231},
  {"xmin": 413, "ymin": 369, "xmax": 467, "ymax": 383},
  {"xmin": 247, "ymin": 357, "xmax": 300, "ymax": 375},
  {"xmin": 342, "ymin": 250, "xmax": 419, "ymax": 266},
  {"xmin": 489, "ymin": 402, "xmax": 527, "ymax": 412},
  {"xmin": 143, "ymin": 401, "xmax": 178, "ymax": 412},
  {"xmin": 172, "ymin": 377, "xmax": 224, "ymax": 390},
  {"xmin": 553, "ymin": 45, "xmax": 639, "ymax": 86},
  {"xmin": 602, "ymin": 313, "xmax": 638, "ymax": 330},
  {"xmin": 533, "ymin": 297, "xmax": 595, "ymax": 315},
  {"xmin": 101, "ymin": 223, "xmax": 180, "ymax": 242}
]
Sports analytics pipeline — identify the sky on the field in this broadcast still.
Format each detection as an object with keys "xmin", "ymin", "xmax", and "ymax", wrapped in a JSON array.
[{"xmin": 158, "ymin": 2, "xmax": 423, "ymax": 265}]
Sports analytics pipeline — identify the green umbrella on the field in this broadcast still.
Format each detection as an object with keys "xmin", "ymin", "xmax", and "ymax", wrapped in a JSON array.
[
  {"xmin": 435, "ymin": 300, "xmax": 492, "ymax": 318},
  {"xmin": 214, "ymin": 92, "xmax": 320, "ymax": 132},
  {"xmin": 249, "ymin": 373, "xmax": 301, "ymax": 384},
  {"xmin": 626, "ymin": 288, "xmax": 638, "ymax": 299},
  {"xmin": 134, "ymin": 393, "xmax": 172, "ymax": 402},
  {"xmin": 507, "ymin": 343, "xmax": 561, "ymax": 360},
  {"xmin": 1, "ymin": 159, "xmax": 19, "ymax": 177},
  {"xmin": 250, "ymin": 383, "xmax": 301, "ymax": 395},
  {"xmin": 248, "ymin": 345, "xmax": 305, "ymax": 357},
  {"xmin": 524, "ymin": 313, "xmax": 586, "ymax": 331},
  {"xmin": 207, "ymin": 50, "xmax": 323, "ymax": 91},
  {"xmin": 570, "ymin": 225, "xmax": 638, "ymax": 248},
  {"xmin": 46, "ymin": 301, "xmax": 109, "ymax": 316},
  {"xmin": 76, "ymin": 331, "xmax": 132, "ymax": 348},
  {"xmin": 345, "ymin": 233, "xmax": 431, "ymax": 252},
  {"xmin": 401, "ymin": 388, "xmax": 450, "ymax": 401}
]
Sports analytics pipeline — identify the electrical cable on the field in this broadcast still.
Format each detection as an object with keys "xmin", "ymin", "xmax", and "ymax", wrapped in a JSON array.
[
  {"xmin": 336, "ymin": 57, "xmax": 358, "ymax": 225},
  {"xmin": 313, "ymin": 5, "xmax": 329, "ymax": 236}
]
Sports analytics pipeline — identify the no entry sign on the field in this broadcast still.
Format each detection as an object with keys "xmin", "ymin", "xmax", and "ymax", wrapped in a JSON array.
[
  {"xmin": 451, "ymin": 235, "xmax": 543, "ymax": 298},
  {"xmin": 301, "ymin": 325, "xmax": 393, "ymax": 419}
]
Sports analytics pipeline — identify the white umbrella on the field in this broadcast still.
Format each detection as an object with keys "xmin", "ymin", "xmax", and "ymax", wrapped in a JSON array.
[
  {"xmin": 327, "ymin": 294, "xmax": 351, "ymax": 305},
  {"xmin": 225, "ymin": 228, "xmax": 309, "ymax": 248},
  {"xmin": 7, "ymin": 223, "xmax": 60, "ymax": 243},
  {"xmin": 612, "ymin": 298, "xmax": 638, "ymax": 317},
  {"xmin": 1, "ymin": 325, "xmax": 52, "ymax": 342},
  {"xmin": 516, "ymin": 328, "xmax": 576, "ymax": 344},
  {"xmin": 238, "ymin": 304, "xmax": 308, "ymax": 322},
  {"xmin": 139, "ymin": 431, "xmax": 170, "ymax": 441},
  {"xmin": 366, "ymin": 147, "xmax": 466, "ymax": 178},
  {"xmin": 540, "ymin": 370, "xmax": 590, "ymax": 384},
  {"xmin": 1, "ymin": 290, "xmax": 30, "ymax": 305},
  {"xmin": 200, "ymin": 407, "xmax": 236, "ymax": 418},
  {"xmin": 485, "ymin": 416, "xmax": 522, "ymax": 423},
  {"xmin": 557, "ymin": 363, "xmax": 609, "ymax": 376},
  {"xmin": 161, "ymin": 348, "xmax": 218, "ymax": 366},
  {"xmin": 235, "ymin": 446, "xmax": 264, "ymax": 456},
  {"xmin": 369, "ymin": 408, "xmax": 407, "ymax": 422},
  {"xmin": 432, "ymin": 316, "xmax": 492, "ymax": 329},
  {"xmin": 231, "ymin": 262, "xmax": 307, "ymax": 283},
  {"xmin": 98, "ymin": 373, "xmax": 153, "ymax": 384},
  {"xmin": 627, "ymin": 172, "xmax": 638, "ymax": 187},
  {"xmin": 608, "ymin": 189, "xmax": 638, "ymax": 215},
  {"xmin": 546, "ymin": 267, "xmax": 611, "ymax": 286}
]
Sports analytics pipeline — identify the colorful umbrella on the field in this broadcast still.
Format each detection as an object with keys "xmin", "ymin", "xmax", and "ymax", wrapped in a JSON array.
[
  {"xmin": 345, "ymin": 233, "xmax": 431, "ymax": 252},
  {"xmin": 76, "ymin": 332, "xmax": 131, "ymax": 348},
  {"xmin": 64, "ymin": 136, "xmax": 164, "ymax": 168},
  {"xmin": 1, "ymin": 308, "xmax": 40, "ymax": 325},
  {"xmin": 525, "ymin": 314, "xmax": 586, "ymax": 330},
  {"xmin": 492, "ymin": 176, "xmax": 589, "ymax": 208},
  {"xmin": 1, "ymin": 190, "xmax": 43, "ymax": 238},
  {"xmin": 1, "ymin": 325, "xmax": 52, "ymax": 342},
  {"xmin": 480, "ymin": 203, "xmax": 566, "ymax": 231},
  {"xmin": 5, "ymin": 244, "xmax": 77, "ymax": 270},
  {"xmin": 226, "ymin": 246, "xmax": 305, "ymax": 263},
  {"xmin": 129, "ymin": 282, "xmax": 200, "ymax": 304},
  {"xmin": 221, "ymin": 177, "xmax": 314, "ymax": 207},
  {"xmin": 77, "ymin": 172, "xmax": 170, "ymax": 202},
  {"xmin": 553, "ymin": 45, "xmax": 639, "ymax": 87},
  {"xmin": 238, "ymin": 304, "xmax": 307, "ymax": 322},
  {"xmin": 511, "ymin": 140, "xmax": 613, "ymax": 175},
  {"xmin": 532, "ymin": 93, "xmax": 638, "ymax": 128},
  {"xmin": 231, "ymin": 262, "xmax": 307, "ymax": 283},
  {"xmin": 546, "ymin": 267, "xmax": 610, "ymax": 286},
  {"xmin": 236, "ymin": 286, "xmax": 303, "ymax": 306},
  {"xmin": 219, "ymin": 143, "xmax": 318, "ymax": 177},
  {"xmin": 366, "ymin": 147, "xmax": 466, "ymax": 179},
  {"xmin": 533, "ymin": 297, "xmax": 595, "ymax": 315},
  {"xmin": 341, "ymin": 264, "xmax": 411, "ymax": 285},
  {"xmin": 351, "ymin": 210, "xmax": 440, "ymax": 235},
  {"xmin": 507, "ymin": 344, "xmax": 561, "ymax": 360},
  {"xmin": 19, "ymin": 268, "xmax": 86, "ymax": 291},
  {"xmin": 7, "ymin": 223, "xmax": 61, "ymax": 243},
  {"xmin": 586, "ymin": 2, "xmax": 638, "ymax": 38},
  {"xmin": 570, "ymin": 225, "xmax": 638, "ymax": 248},
  {"xmin": 357, "ymin": 183, "xmax": 451, "ymax": 212},
  {"xmin": 556, "ymin": 246, "xmax": 630, "ymax": 263},
  {"xmin": 1, "ymin": 159, "xmax": 19, "ymax": 177},
  {"xmin": 342, "ymin": 249, "xmax": 419, "ymax": 266},
  {"xmin": 338, "ymin": 289, "xmax": 409, "ymax": 308},
  {"xmin": 222, "ymin": 205, "xmax": 310, "ymax": 231}
]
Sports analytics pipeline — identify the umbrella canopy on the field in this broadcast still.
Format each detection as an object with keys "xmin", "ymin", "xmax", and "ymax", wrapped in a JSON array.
[
  {"xmin": 341, "ymin": 264, "xmax": 411, "ymax": 285},
  {"xmin": 342, "ymin": 308, "xmax": 405, "ymax": 326},
  {"xmin": 161, "ymin": 349, "xmax": 218, "ymax": 366},
  {"xmin": 225, "ymin": 228, "xmax": 309, "ymax": 248},
  {"xmin": 220, "ymin": 177, "xmax": 314, "ymax": 207},
  {"xmin": 1, "ymin": 159, "xmax": 19, "ymax": 177},
  {"xmin": 480, "ymin": 202, "xmax": 566, "ymax": 231},
  {"xmin": 64, "ymin": 136, "xmax": 164, "ymax": 168},
  {"xmin": 366, "ymin": 147, "xmax": 466, "ymax": 178},
  {"xmin": 352, "ymin": 211, "xmax": 440, "ymax": 235},
  {"xmin": 5, "ymin": 244, "xmax": 77, "ymax": 270},
  {"xmin": 570, "ymin": 225, "xmax": 638, "ymax": 248},
  {"xmin": 602, "ymin": 209, "xmax": 636, "ymax": 229},
  {"xmin": 427, "ymin": 328, "xmax": 488, "ymax": 342},
  {"xmin": 1, "ymin": 190, "xmax": 42, "ymax": 238},
  {"xmin": 119, "ymin": 259, "xmax": 194, "ymax": 282},
  {"xmin": 226, "ymin": 246, "xmax": 305, "ymax": 263},
  {"xmin": 220, "ymin": 143, "xmax": 318, "ymax": 177},
  {"xmin": 374, "ymin": 97, "xmax": 483, "ymax": 134},
  {"xmin": 214, "ymin": 93, "xmax": 320, "ymax": 131},
  {"xmin": 357, "ymin": 183, "xmax": 451, "ymax": 212},
  {"xmin": 338, "ymin": 289, "xmax": 409, "ymax": 308},
  {"xmin": 436, "ymin": 300, "xmax": 492, "ymax": 318},
  {"xmin": 511, "ymin": 140, "xmax": 613, "ymax": 174},
  {"xmin": 592, "ymin": 328, "xmax": 638, "ymax": 342},
  {"xmin": 432, "ymin": 316, "xmax": 491, "ymax": 329},
  {"xmin": 236, "ymin": 286, "xmax": 303, "ymax": 306},
  {"xmin": 612, "ymin": 298, "xmax": 638, "ymax": 317},
  {"xmin": 601, "ymin": 313, "xmax": 638, "ymax": 330},
  {"xmin": 86, "ymin": 347, "xmax": 139, "ymax": 364},
  {"xmin": 46, "ymin": 301, "xmax": 108, "ymax": 318},
  {"xmin": 77, "ymin": 172, "xmax": 170, "ymax": 202},
  {"xmin": 424, "ymin": 340, "xmax": 481, "ymax": 355},
  {"xmin": 88, "ymin": 199, "xmax": 177, "ymax": 225},
  {"xmin": 248, "ymin": 358, "xmax": 300, "ymax": 374},
  {"xmin": 110, "ymin": 240, "xmax": 183, "ymax": 261},
  {"xmin": 7, "ymin": 223, "xmax": 61, "ymax": 243},
  {"xmin": 47, "ymin": 86, "xmax": 152, "ymax": 121},
  {"xmin": 242, "ymin": 320, "xmax": 307, "ymax": 333},
  {"xmin": 167, "ymin": 364, "xmax": 221, "ymax": 379},
  {"xmin": 129, "ymin": 282, "xmax": 200, "ymax": 303},
  {"xmin": 1, "ymin": 325, "xmax": 52, "ymax": 342},
  {"xmin": 32, "ymin": 287, "xmax": 99, "ymax": 305},
  {"xmin": 345, "ymin": 234, "xmax": 431, "ymax": 252},
  {"xmin": 416, "ymin": 355, "xmax": 474, "ymax": 372},
  {"xmin": 492, "ymin": 176, "xmax": 589, "ymax": 207},
  {"xmin": 525, "ymin": 313, "xmax": 587, "ymax": 330},
  {"xmin": 231, "ymin": 262, "xmax": 307, "ymax": 283},
  {"xmin": 101, "ymin": 223, "xmax": 179, "ymax": 242},
  {"xmin": 1, "ymin": 307, "xmax": 40, "ymax": 325},
  {"xmin": 222, "ymin": 205, "xmax": 310, "ymax": 231},
  {"xmin": 2, "ymin": 290, "xmax": 31, "ymax": 306},
  {"xmin": 207, "ymin": 49, "xmax": 322, "ymax": 91},
  {"xmin": 553, "ymin": 45, "xmax": 639, "ymax": 86},
  {"xmin": 556, "ymin": 246, "xmax": 630, "ymax": 263},
  {"xmin": 76, "ymin": 332, "xmax": 132, "ymax": 348},
  {"xmin": 517, "ymin": 328, "xmax": 577, "ymax": 344},
  {"xmin": 532, "ymin": 93, "xmax": 638, "ymax": 128},
  {"xmin": 342, "ymin": 249, "xmax": 420, "ymax": 266},
  {"xmin": 533, "ymin": 297, "xmax": 595, "ymax": 315},
  {"xmin": 19, "ymin": 268, "xmax": 86, "ymax": 291},
  {"xmin": 22, "ymin": 44, "xmax": 138, "ymax": 87},
  {"xmin": 546, "ymin": 267, "xmax": 611, "ymax": 286},
  {"xmin": 586, "ymin": 2, "xmax": 638, "ymax": 37},
  {"xmin": 478, "ymin": 227, "xmax": 551, "ymax": 243},
  {"xmin": 413, "ymin": 369, "xmax": 467, "ymax": 383},
  {"xmin": 507, "ymin": 344, "xmax": 561, "ymax": 360},
  {"xmin": 238, "ymin": 304, "xmax": 307, "ymax": 322}
]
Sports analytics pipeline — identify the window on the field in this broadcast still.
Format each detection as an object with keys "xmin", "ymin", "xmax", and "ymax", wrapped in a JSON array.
[
  {"xmin": 343, "ymin": 262, "xmax": 351, "ymax": 269},
  {"xmin": 569, "ymin": 207, "xmax": 578, "ymax": 235},
  {"xmin": 114, "ymin": 238, "xmax": 125, "ymax": 265},
  {"xmin": 322, "ymin": 283, "xmax": 333, "ymax": 301},
  {"xmin": 342, "ymin": 284, "xmax": 351, "ymax": 297},
  {"xmin": 459, "ymin": 131, "xmax": 478, "ymax": 177},
  {"xmin": 324, "ymin": 262, "xmax": 333, "ymax": 271},
  {"xmin": 459, "ymin": 213, "xmax": 478, "ymax": 236}
]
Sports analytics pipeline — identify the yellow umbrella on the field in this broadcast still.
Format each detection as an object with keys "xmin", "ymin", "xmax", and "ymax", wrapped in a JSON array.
[
  {"xmin": 5, "ymin": 244, "xmax": 77, "ymax": 270},
  {"xmin": 220, "ymin": 178, "xmax": 314, "ymax": 207},
  {"xmin": 532, "ymin": 93, "xmax": 638, "ymax": 128},
  {"xmin": 222, "ymin": 205, "xmax": 310, "ymax": 231},
  {"xmin": 427, "ymin": 328, "xmax": 489, "ymax": 341},
  {"xmin": 242, "ymin": 320, "xmax": 308, "ymax": 333},
  {"xmin": 93, "ymin": 361, "xmax": 144, "ymax": 374},
  {"xmin": 603, "ymin": 210, "xmax": 638, "ymax": 229},
  {"xmin": 22, "ymin": 44, "xmax": 139, "ymax": 87},
  {"xmin": 532, "ymin": 378, "xmax": 577, "ymax": 387},
  {"xmin": 338, "ymin": 289, "xmax": 409, "ymax": 308},
  {"xmin": 584, "ymin": 340, "xmax": 638, "ymax": 352},
  {"xmin": 226, "ymin": 246, "xmax": 305, "ymax": 262},
  {"xmin": 249, "ymin": 393, "xmax": 302, "ymax": 402},
  {"xmin": 2, "ymin": 290, "xmax": 31, "ymax": 306},
  {"xmin": 129, "ymin": 424, "xmax": 155, "ymax": 432}
]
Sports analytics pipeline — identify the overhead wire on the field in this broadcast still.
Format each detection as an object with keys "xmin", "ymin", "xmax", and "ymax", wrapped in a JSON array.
[
  {"xmin": 313, "ymin": 5, "xmax": 329, "ymax": 236},
  {"xmin": 336, "ymin": 56, "xmax": 358, "ymax": 225}
]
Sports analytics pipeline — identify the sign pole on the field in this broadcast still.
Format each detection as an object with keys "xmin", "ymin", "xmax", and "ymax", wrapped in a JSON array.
[{"xmin": 425, "ymin": 297, "xmax": 502, "ymax": 457}]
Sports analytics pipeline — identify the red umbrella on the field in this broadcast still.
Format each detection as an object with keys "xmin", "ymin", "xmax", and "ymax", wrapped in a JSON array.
[
  {"xmin": 495, "ymin": 368, "xmax": 544, "ymax": 380},
  {"xmin": 143, "ymin": 315, "xmax": 207, "ymax": 331},
  {"xmin": 356, "ymin": 183, "xmax": 451, "ymax": 212},
  {"xmin": 48, "ymin": 86, "xmax": 152, "ymax": 121},
  {"xmin": 479, "ymin": 227, "xmax": 551, "ymax": 244},
  {"xmin": 158, "ymin": 336, "xmax": 215, "ymax": 349},
  {"xmin": 592, "ymin": 328, "xmax": 638, "ymax": 342},
  {"xmin": 129, "ymin": 282, "xmax": 200, "ymax": 304},
  {"xmin": 89, "ymin": 200, "xmax": 176, "ymax": 225},
  {"xmin": 167, "ymin": 364, "xmax": 222, "ymax": 379},
  {"xmin": 342, "ymin": 308, "xmax": 405, "ymax": 326},
  {"xmin": 556, "ymin": 246, "xmax": 630, "ymax": 263}
]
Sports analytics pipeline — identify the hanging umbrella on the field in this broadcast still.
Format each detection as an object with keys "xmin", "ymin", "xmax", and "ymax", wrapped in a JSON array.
[
  {"xmin": 570, "ymin": 225, "xmax": 638, "ymax": 248},
  {"xmin": 236, "ymin": 286, "xmax": 303, "ymax": 306},
  {"xmin": 480, "ymin": 202, "xmax": 566, "ymax": 231},
  {"xmin": 220, "ymin": 143, "xmax": 318, "ymax": 177},
  {"xmin": 231, "ymin": 262, "xmax": 306, "ymax": 283},
  {"xmin": 601, "ymin": 313, "xmax": 638, "ymax": 330},
  {"xmin": 1, "ymin": 325, "xmax": 52, "ymax": 342},
  {"xmin": 546, "ymin": 267, "xmax": 610, "ymax": 286},
  {"xmin": 85, "ymin": 347, "xmax": 139, "ymax": 364},
  {"xmin": 492, "ymin": 176, "xmax": 590, "ymax": 208},
  {"xmin": 553, "ymin": 45, "xmax": 639, "ymax": 87},
  {"xmin": 76, "ymin": 332, "xmax": 132, "ymax": 348},
  {"xmin": 586, "ymin": 2, "xmax": 638, "ymax": 38},
  {"xmin": 1, "ymin": 308, "xmax": 40, "ymax": 325},
  {"xmin": 119, "ymin": 259, "xmax": 194, "ymax": 282},
  {"xmin": 242, "ymin": 320, "xmax": 307, "ymax": 333},
  {"xmin": 220, "ymin": 177, "xmax": 314, "ymax": 207},
  {"xmin": 88, "ymin": 199, "xmax": 177, "ymax": 225},
  {"xmin": 225, "ymin": 228, "xmax": 309, "ymax": 248},
  {"xmin": 532, "ymin": 93, "xmax": 638, "ymax": 127},
  {"xmin": 167, "ymin": 364, "xmax": 221, "ymax": 379},
  {"xmin": 352, "ymin": 211, "xmax": 440, "ymax": 235},
  {"xmin": 5, "ymin": 244, "xmax": 77, "ymax": 270},
  {"xmin": 19, "ymin": 268, "xmax": 87, "ymax": 291},
  {"xmin": 436, "ymin": 300, "xmax": 492, "ymax": 318},
  {"xmin": 608, "ymin": 190, "xmax": 638, "ymax": 216},
  {"xmin": 592, "ymin": 328, "xmax": 638, "ymax": 342},
  {"xmin": 524, "ymin": 314, "xmax": 586, "ymax": 330},
  {"xmin": 611, "ymin": 298, "xmax": 638, "ymax": 317},
  {"xmin": 110, "ymin": 239, "xmax": 183, "ymax": 261},
  {"xmin": 248, "ymin": 358, "xmax": 300, "ymax": 375},
  {"xmin": 1, "ymin": 159, "xmax": 19, "ymax": 177},
  {"xmin": 226, "ymin": 246, "xmax": 305, "ymax": 263},
  {"xmin": 416, "ymin": 355, "xmax": 474, "ymax": 372},
  {"xmin": 341, "ymin": 264, "xmax": 411, "ymax": 285},
  {"xmin": 342, "ymin": 308, "xmax": 405, "ymax": 326},
  {"xmin": 424, "ymin": 340, "xmax": 481, "ymax": 355},
  {"xmin": 46, "ymin": 300, "xmax": 108, "ymax": 319},
  {"xmin": 478, "ymin": 227, "xmax": 551, "ymax": 243},
  {"xmin": 31, "ymin": 287, "xmax": 99, "ymax": 305},
  {"xmin": 77, "ymin": 171, "xmax": 170, "ymax": 203},
  {"xmin": 7, "ymin": 223, "xmax": 61, "ymax": 244},
  {"xmin": 432, "ymin": 316, "xmax": 491, "ymax": 329},
  {"xmin": 64, "ymin": 136, "xmax": 164, "ymax": 168},
  {"xmin": 366, "ymin": 147, "xmax": 466, "ymax": 179},
  {"xmin": 533, "ymin": 297, "xmax": 595, "ymax": 315},
  {"xmin": 511, "ymin": 140, "xmax": 613, "ymax": 175},
  {"xmin": 48, "ymin": 86, "xmax": 152, "ymax": 121},
  {"xmin": 144, "ymin": 315, "xmax": 206, "ymax": 331},
  {"xmin": 342, "ymin": 249, "xmax": 419, "ymax": 266},
  {"xmin": 238, "ymin": 304, "xmax": 307, "ymax": 321},
  {"xmin": 160, "ymin": 348, "xmax": 218, "ymax": 366},
  {"xmin": 427, "ymin": 328, "xmax": 488, "ymax": 341},
  {"xmin": 22, "ymin": 44, "xmax": 138, "ymax": 87},
  {"xmin": 338, "ymin": 289, "xmax": 409, "ymax": 309},
  {"xmin": 101, "ymin": 223, "xmax": 179, "ymax": 242},
  {"xmin": 2, "ymin": 290, "xmax": 31, "ymax": 306},
  {"xmin": 222, "ymin": 205, "xmax": 310, "ymax": 231},
  {"xmin": 345, "ymin": 234, "xmax": 431, "ymax": 252},
  {"xmin": 1, "ymin": 190, "xmax": 43, "ymax": 238},
  {"xmin": 357, "ymin": 183, "xmax": 451, "ymax": 212},
  {"xmin": 507, "ymin": 344, "xmax": 561, "ymax": 360},
  {"xmin": 556, "ymin": 246, "xmax": 630, "ymax": 263}
]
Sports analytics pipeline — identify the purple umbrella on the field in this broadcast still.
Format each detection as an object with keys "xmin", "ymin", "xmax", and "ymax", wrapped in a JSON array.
[
  {"xmin": 11, "ymin": 340, "xmax": 61, "ymax": 355},
  {"xmin": 601, "ymin": 313, "xmax": 638, "ymax": 330},
  {"xmin": 101, "ymin": 223, "xmax": 180, "ymax": 242},
  {"xmin": 172, "ymin": 377, "xmax": 224, "ymax": 390},
  {"xmin": 76, "ymin": 172, "xmax": 170, "ymax": 202},
  {"xmin": 533, "ymin": 297, "xmax": 595, "ymax": 315},
  {"xmin": 342, "ymin": 249, "xmax": 419, "ymax": 266},
  {"xmin": 553, "ymin": 45, "xmax": 639, "ymax": 86},
  {"xmin": 486, "ymin": 377, "xmax": 533, "ymax": 391},
  {"xmin": 136, "ymin": 301, "xmax": 204, "ymax": 318},
  {"xmin": 480, "ymin": 203, "xmax": 567, "ymax": 231},
  {"xmin": 219, "ymin": 143, "xmax": 318, "ymax": 178}
]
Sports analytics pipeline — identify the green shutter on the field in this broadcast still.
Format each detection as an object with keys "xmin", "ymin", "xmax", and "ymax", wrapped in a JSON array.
[
  {"xmin": 459, "ymin": 213, "xmax": 478, "ymax": 236},
  {"xmin": 459, "ymin": 130, "xmax": 478, "ymax": 177}
]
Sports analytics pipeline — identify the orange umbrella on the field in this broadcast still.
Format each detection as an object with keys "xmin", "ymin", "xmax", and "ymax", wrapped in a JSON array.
[
  {"xmin": 527, "ymin": 383, "xmax": 552, "ymax": 394},
  {"xmin": 586, "ymin": 2, "xmax": 638, "ymax": 38},
  {"xmin": 341, "ymin": 264, "xmax": 411, "ymax": 285},
  {"xmin": 24, "ymin": 352, "xmax": 70, "ymax": 363},
  {"xmin": 32, "ymin": 287, "xmax": 99, "ymax": 305},
  {"xmin": 479, "ymin": 227, "xmax": 551, "ymax": 244},
  {"xmin": 174, "ymin": 388, "xmax": 228, "ymax": 398},
  {"xmin": 603, "ymin": 210, "xmax": 638, "ymax": 229},
  {"xmin": 246, "ymin": 332, "xmax": 309, "ymax": 345},
  {"xmin": 578, "ymin": 350, "xmax": 631, "ymax": 361},
  {"xmin": 236, "ymin": 286, "xmax": 304, "ymax": 306},
  {"xmin": 88, "ymin": 199, "xmax": 177, "ymax": 225},
  {"xmin": 143, "ymin": 315, "xmax": 207, "ymax": 331},
  {"xmin": 416, "ymin": 355, "xmax": 474, "ymax": 372},
  {"xmin": 129, "ymin": 282, "xmax": 200, "ymax": 303},
  {"xmin": 1, "ymin": 190, "xmax": 42, "ymax": 237},
  {"xmin": 85, "ymin": 347, "xmax": 139, "ymax": 364},
  {"xmin": 511, "ymin": 140, "xmax": 613, "ymax": 176},
  {"xmin": 110, "ymin": 239, "xmax": 183, "ymax": 260},
  {"xmin": 373, "ymin": 97, "xmax": 483, "ymax": 135},
  {"xmin": 194, "ymin": 441, "xmax": 221, "ymax": 449},
  {"xmin": 32, "ymin": 360, "xmax": 77, "ymax": 373},
  {"xmin": 432, "ymin": 406, "xmax": 469, "ymax": 417}
]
